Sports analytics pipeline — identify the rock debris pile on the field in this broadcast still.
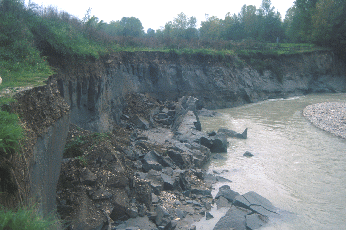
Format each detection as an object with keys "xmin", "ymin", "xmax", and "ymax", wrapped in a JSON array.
[{"xmin": 57, "ymin": 94, "xmax": 279, "ymax": 230}]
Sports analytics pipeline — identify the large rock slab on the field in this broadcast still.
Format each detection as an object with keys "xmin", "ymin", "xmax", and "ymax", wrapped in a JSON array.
[
  {"xmin": 233, "ymin": 191, "xmax": 278, "ymax": 216},
  {"xmin": 213, "ymin": 206, "xmax": 251, "ymax": 230},
  {"xmin": 246, "ymin": 213, "xmax": 268, "ymax": 230}
]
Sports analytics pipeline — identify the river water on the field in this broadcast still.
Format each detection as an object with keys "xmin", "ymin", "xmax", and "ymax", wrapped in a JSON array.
[{"xmin": 197, "ymin": 93, "xmax": 346, "ymax": 230}]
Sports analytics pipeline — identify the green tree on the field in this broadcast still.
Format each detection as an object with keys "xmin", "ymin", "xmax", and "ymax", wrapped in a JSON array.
[
  {"xmin": 220, "ymin": 13, "xmax": 245, "ymax": 40},
  {"xmin": 239, "ymin": 5, "xmax": 258, "ymax": 38},
  {"xmin": 146, "ymin": 28, "xmax": 156, "ymax": 37},
  {"xmin": 311, "ymin": 0, "xmax": 346, "ymax": 52},
  {"xmin": 165, "ymin": 12, "xmax": 198, "ymax": 40},
  {"xmin": 291, "ymin": 0, "xmax": 318, "ymax": 41},
  {"xmin": 102, "ymin": 20, "xmax": 123, "ymax": 36},
  {"xmin": 200, "ymin": 15, "xmax": 222, "ymax": 40},
  {"xmin": 283, "ymin": 6, "xmax": 299, "ymax": 42},
  {"xmin": 119, "ymin": 17, "xmax": 144, "ymax": 37},
  {"xmin": 257, "ymin": 0, "xmax": 285, "ymax": 42}
]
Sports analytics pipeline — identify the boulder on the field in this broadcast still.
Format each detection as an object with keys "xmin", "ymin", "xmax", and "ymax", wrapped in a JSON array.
[
  {"xmin": 215, "ymin": 196, "xmax": 230, "ymax": 209},
  {"xmin": 133, "ymin": 179, "xmax": 152, "ymax": 209},
  {"xmin": 155, "ymin": 206, "xmax": 171, "ymax": 227},
  {"xmin": 167, "ymin": 150, "xmax": 190, "ymax": 169},
  {"xmin": 243, "ymin": 151, "xmax": 254, "ymax": 157},
  {"xmin": 191, "ymin": 188, "xmax": 212, "ymax": 196},
  {"xmin": 200, "ymin": 134, "xmax": 228, "ymax": 153},
  {"xmin": 142, "ymin": 151, "xmax": 163, "ymax": 172},
  {"xmin": 213, "ymin": 206, "xmax": 251, "ymax": 230},
  {"xmin": 172, "ymin": 96, "xmax": 200, "ymax": 133},
  {"xmin": 161, "ymin": 173, "xmax": 175, "ymax": 191},
  {"xmin": 215, "ymin": 185, "xmax": 240, "ymax": 202},
  {"xmin": 79, "ymin": 168, "xmax": 97, "ymax": 186},
  {"xmin": 233, "ymin": 191, "xmax": 278, "ymax": 216},
  {"xmin": 218, "ymin": 128, "xmax": 248, "ymax": 139},
  {"xmin": 209, "ymin": 134, "xmax": 228, "ymax": 153},
  {"xmin": 131, "ymin": 115, "xmax": 150, "ymax": 130},
  {"xmin": 206, "ymin": 212, "xmax": 214, "ymax": 220},
  {"xmin": 246, "ymin": 213, "xmax": 268, "ymax": 230}
]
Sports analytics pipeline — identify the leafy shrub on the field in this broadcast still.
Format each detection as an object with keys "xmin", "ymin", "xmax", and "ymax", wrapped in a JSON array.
[
  {"xmin": 63, "ymin": 136, "xmax": 86, "ymax": 158},
  {"xmin": 0, "ymin": 109, "xmax": 23, "ymax": 156},
  {"xmin": 0, "ymin": 205, "xmax": 59, "ymax": 230}
]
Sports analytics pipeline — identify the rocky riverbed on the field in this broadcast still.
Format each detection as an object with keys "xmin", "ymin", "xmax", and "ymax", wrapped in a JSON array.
[
  {"xmin": 55, "ymin": 93, "xmax": 281, "ymax": 230},
  {"xmin": 303, "ymin": 102, "xmax": 346, "ymax": 139}
]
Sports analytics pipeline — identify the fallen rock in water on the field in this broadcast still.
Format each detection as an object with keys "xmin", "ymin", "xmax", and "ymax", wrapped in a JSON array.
[
  {"xmin": 215, "ymin": 196, "xmax": 231, "ymax": 209},
  {"xmin": 233, "ymin": 191, "xmax": 278, "ymax": 216},
  {"xmin": 246, "ymin": 213, "xmax": 268, "ymax": 230},
  {"xmin": 243, "ymin": 151, "xmax": 254, "ymax": 157},
  {"xmin": 213, "ymin": 190, "xmax": 278, "ymax": 230},
  {"xmin": 215, "ymin": 185, "xmax": 240, "ymax": 203},
  {"xmin": 213, "ymin": 206, "xmax": 251, "ymax": 230},
  {"xmin": 198, "ymin": 108, "xmax": 222, "ymax": 117},
  {"xmin": 206, "ymin": 212, "xmax": 214, "ymax": 220},
  {"xmin": 218, "ymin": 128, "xmax": 248, "ymax": 139},
  {"xmin": 200, "ymin": 133, "xmax": 228, "ymax": 153}
]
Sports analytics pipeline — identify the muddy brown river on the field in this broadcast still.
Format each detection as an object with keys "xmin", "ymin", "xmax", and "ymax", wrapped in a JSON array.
[{"xmin": 196, "ymin": 93, "xmax": 346, "ymax": 230}]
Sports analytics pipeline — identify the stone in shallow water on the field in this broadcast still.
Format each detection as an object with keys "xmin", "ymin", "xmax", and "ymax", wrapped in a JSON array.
[
  {"xmin": 246, "ymin": 213, "xmax": 268, "ymax": 230},
  {"xmin": 243, "ymin": 151, "xmax": 254, "ymax": 157},
  {"xmin": 213, "ymin": 206, "xmax": 251, "ymax": 230},
  {"xmin": 233, "ymin": 191, "xmax": 277, "ymax": 216},
  {"xmin": 206, "ymin": 212, "xmax": 214, "ymax": 220},
  {"xmin": 215, "ymin": 185, "xmax": 240, "ymax": 202}
]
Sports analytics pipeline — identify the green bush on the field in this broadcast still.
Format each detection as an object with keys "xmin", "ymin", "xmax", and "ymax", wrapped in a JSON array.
[
  {"xmin": 0, "ymin": 0, "xmax": 54, "ymax": 90},
  {"xmin": 0, "ymin": 206, "xmax": 59, "ymax": 230},
  {"xmin": 0, "ymin": 108, "xmax": 23, "ymax": 156},
  {"xmin": 63, "ymin": 136, "xmax": 86, "ymax": 158}
]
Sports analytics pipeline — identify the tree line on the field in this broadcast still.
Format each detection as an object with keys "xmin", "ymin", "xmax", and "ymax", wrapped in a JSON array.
[{"xmin": 1, "ymin": 0, "xmax": 345, "ymax": 59}]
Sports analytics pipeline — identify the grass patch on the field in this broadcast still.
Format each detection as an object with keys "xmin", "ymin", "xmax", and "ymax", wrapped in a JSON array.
[
  {"xmin": 0, "ymin": 107, "xmax": 23, "ymax": 156},
  {"xmin": 0, "ymin": 205, "xmax": 60, "ymax": 230}
]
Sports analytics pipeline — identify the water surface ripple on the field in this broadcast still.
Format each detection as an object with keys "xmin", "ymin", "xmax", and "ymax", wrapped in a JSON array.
[{"xmin": 199, "ymin": 93, "xmax": 346, "ymax": 230}]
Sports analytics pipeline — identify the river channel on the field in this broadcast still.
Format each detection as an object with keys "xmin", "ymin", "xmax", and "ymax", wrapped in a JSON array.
[{"xmin": 196, "ymin": 93, "xmax": 346, "ymax": 230}]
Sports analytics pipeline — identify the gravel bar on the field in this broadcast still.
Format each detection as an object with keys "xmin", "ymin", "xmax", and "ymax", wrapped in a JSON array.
[{"xmin": 303, "ymin": 102, "xmax": 346, "ymax": 139}]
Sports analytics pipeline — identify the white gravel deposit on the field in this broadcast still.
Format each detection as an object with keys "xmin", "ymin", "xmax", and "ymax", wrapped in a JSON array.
[{"xmin": 303, "ymin": 102, "xmax": 346, "ymax": 139}]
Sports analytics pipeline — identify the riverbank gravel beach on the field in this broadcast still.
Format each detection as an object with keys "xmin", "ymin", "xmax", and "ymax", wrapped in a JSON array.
[{"xmin": 303, "ymin": 102, "xmax": 346, "ymax": 139}]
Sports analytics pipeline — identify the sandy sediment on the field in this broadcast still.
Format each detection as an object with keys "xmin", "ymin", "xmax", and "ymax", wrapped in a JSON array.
[{"xmin": 303, "ymin": 102, "xmax": 346, "ymax": 139}]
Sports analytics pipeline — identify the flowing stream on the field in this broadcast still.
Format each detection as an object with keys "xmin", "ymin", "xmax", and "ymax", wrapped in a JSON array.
[{"xmin": 196, "ymin": 93, "xmax": 346, "ymax": 230}]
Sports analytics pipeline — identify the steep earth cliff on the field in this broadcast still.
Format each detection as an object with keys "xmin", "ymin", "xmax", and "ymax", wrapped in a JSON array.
[
  {"xmin": 50, "ymin": 51, "xmax": 346, "ymax": 132},
  {"xmin": 1, "ymin": 82, "xmax": 69, "ymax": 217}
]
